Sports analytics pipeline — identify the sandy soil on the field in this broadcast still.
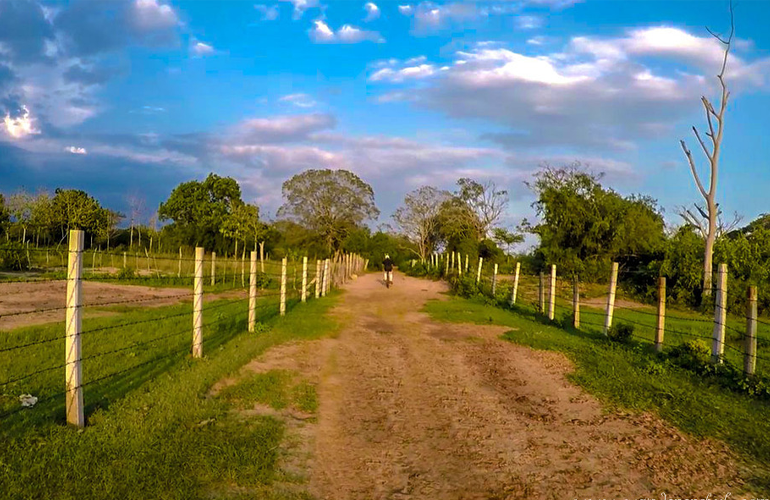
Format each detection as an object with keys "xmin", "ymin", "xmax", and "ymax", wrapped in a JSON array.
[
  {"xmin": 0, "ymin": 281, "xmax": 246, "ymax": 330},
  {"xmin": 223, "ymin": 272, "xmax": 751, "ymax": 499}
]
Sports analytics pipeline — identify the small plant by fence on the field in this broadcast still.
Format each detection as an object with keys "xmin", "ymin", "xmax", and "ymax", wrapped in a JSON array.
[
  {"xmin": 408, "ymin": 251, "xmax": 770, "ymax": 397},
  {"xmin": 0, "ymin": 230, "xmax": 366, "ymax": 428}
]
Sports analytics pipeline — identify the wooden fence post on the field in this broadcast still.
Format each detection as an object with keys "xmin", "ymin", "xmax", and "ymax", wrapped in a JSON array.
[
  {"xmin": 465, "ymin": 254, "xmax": 469, "ymax": 273},
  {"xmin": 450, "ymin": 252, "xmax": 454, "ymax": 273},
  {"xmin": 249, "ymin": 251, "xmax": 257, "ymax": 332},
  {"xmin": 445, "ymin": 254, "xmax": 450, "ymax": 278},
  {"xmin": 65, "ymin": 229, "xmax": 84, "ymax": 428},
  {"xmin": 259, "ymin": 242, "xmax": 265, "ymax": 273},
  {"xmin": 573, "ymin": 276, "xmax": 580, "ymax": 329},
  {"xmin": 302, "ymin": 256, "xmax": 308, "ymax": 303},
  {"xmin": 241, "ymin": 249, "xmax": 246, "ymax": 288},
  {"xmin": 712, "ymin": 263, "xmax": 727, "ymax": 364},
  {"xmin": 511, "ymin": 262, "xmax": 520, "ymax": 305},
  {"xmin": 211, "ymin": 251, "xmax": 216, "ymax": 286},
  {"xmin": 123, "ymin": 251, "xmax": 127, "ymax": 269},
  {"xmin": 476, "ymin": 257, "xmax": 483, "ymax": 285},
  {"xmin": 745, "ymin": 285, "xmax": 758, "ymax": 376},
  {"xmin": 549, "ymin": 264, "xmax": 556, "ymax": 321},
  {"xmin": 280, "ymin": 257, "xmax": 287, "ymax": 316},
  {"xmin": 457, "ymin": 253, "xmax": 462, "ymax": 277},
  {"xmin": 192, "ymin": 247, "xmax": 204, "ymax": 358},
  {"xmin": 323, "ymin": 259, "xmax": 330, "ymax": 297},
  {"xmin": 539, "ymin": 273, "xmax": 545, "ymax": 313},
  {"xmin": 655, "ymin": 277, "xmax": 666, "ymax": 352},
  {"xmin": 178, "ymin": 247, "xmax": 182, "ymax": 278},
  {"xmin": 315, "ymin": 260, "xmax": 321, "ymax": 298},
  {"xmin": 604, "ymin": 262, "xmax": 619, "ymax": 335},
  {"xmin": 492, "ymin": 263, "xmax": 498, "ymax": 295}
]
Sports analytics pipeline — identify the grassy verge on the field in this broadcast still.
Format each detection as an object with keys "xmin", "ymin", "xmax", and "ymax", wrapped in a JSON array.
[
  {"xmin": 423, "ymin": 294, "xmax": 770, "ymax": 489},
  {"xmin": 0, "ymin": 291, "xmax": 341, "ymax": 499}
]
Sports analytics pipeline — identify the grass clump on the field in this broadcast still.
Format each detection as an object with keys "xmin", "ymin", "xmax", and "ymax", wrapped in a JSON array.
[{"xmin": 607, "ymin": 322, "xmax": 634, "ymax": 343}]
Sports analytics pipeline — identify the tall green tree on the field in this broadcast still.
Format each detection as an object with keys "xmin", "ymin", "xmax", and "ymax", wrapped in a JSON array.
[
  {"xmin": 277, "ymin": 169, "xmax": 379, "ymax": 253},
  {"xmin": 392, "ymin": 186, "xmax": 450, "ymax": 261},
  {"xmin": 50, "ymin": 189, "xmax": 110, "ymax": 242},
  {"xmin": 455, "ymin": 178, "xmax": 509, "ymax": 239},
  {"xmin": 158, "ymin": 173, "xmax": 243, "ymax": 249},
  {"xmin": 525, "ymin": 164, "xmax": 665, "ymax": 279},
  {"xmin": 0, "ymin": 194, "xmax": 9, "ymax": 240}
]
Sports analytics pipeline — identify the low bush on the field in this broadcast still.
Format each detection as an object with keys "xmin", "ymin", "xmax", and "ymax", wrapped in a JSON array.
[{"xmin": 607, "ymin": 322, "xmax": 634, "ymax": 343}]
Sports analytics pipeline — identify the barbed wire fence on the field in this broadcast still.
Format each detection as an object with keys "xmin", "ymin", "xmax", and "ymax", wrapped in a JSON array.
[
  {"xmin": 0, "ymin": 230, "xmax": 365, "ymax": 428},
  {"xmin": 417, "ymin": 251, "xmax": 768, "ymax": 381}
]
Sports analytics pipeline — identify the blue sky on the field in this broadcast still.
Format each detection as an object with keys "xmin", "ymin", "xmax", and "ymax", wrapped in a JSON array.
[{"xmin": 1, "ymin": 0, "xmax": 769, "ymax": 232}]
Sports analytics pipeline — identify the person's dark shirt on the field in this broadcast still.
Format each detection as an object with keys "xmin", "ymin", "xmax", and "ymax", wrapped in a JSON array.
[{"xmin": 383, "ymin": 258, "xmax": 394, "ymax": 272}]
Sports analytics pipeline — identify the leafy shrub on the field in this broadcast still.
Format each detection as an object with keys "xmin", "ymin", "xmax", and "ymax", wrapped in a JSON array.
[
  {"xmin": 117, "ymin": 266, "xmax": 136, "ymax": 279},
  {"xmin": 669, "ymin": 339, "xmax": 711, "ymax": 371},
  {"xmin": 607, "ymin": 322, "xmax": 634, "ymax": 342},
  {"xmin": 0, "ymin": 243, "xmax": 28, "ymax": 271},
  {"xmin": 451, "ymin": 274, "xmax": 480, "ymax": 298}
]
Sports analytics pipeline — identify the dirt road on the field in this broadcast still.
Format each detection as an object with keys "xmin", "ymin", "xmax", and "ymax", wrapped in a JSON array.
[{"xmin": 241, "ymin": 272, "xmax": 746, "ymax": 499}]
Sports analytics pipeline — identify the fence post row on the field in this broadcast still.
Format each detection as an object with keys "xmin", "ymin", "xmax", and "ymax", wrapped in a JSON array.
[
  {"xmin": 510, "ymin": 262, "xmax": 520, "ymax": 306},
  {"xmin": 712, "ymin": 263, "xmax": 727, "ymax": 364},
  {"xmin": 603, "ymin": 262, "xmax": 619, "ymax": 335},
  {"xmin": 745, "ymin": 285, "xmax": 758, "ymax": 376},
  {"xmin": 280, "ymin": 257, "xmax": 287, "ymax": 316},
  {"xmin": 192, "ymin": 247, "xmax": 204, "ymax": 358},
  {"xmin": 548, "ymin": 264, "xmax": 556, "ymax": 321},
  {"xmin": 249, "ymin": 251, "xmax": 257, "ymax": 332},
  {"xmin": 572, "ymin": 277, "xmax": 580, "ymax": 329},
  {"xmin": 66, "ymin": 229, "xmax": 85, "ymax": 428},
  {"xmin": 655, "ymin": 277, "xmax": 666, "ymax": 353}
]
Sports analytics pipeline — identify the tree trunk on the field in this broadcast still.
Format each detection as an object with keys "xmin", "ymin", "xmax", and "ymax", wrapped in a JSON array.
[{"xmin": 703, "ymin": 202, "xmax": 718, "ymax": 296}]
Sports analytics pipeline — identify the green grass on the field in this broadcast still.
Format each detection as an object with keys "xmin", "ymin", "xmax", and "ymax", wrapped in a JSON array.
[
  {"xmin": 423, "ymin": 295, "xmax": 770, "ymax": 489},
  {"xmin": 220, "ymin": 370, "xmax": 319, "ymax": 415},
  {"xmin": 0, "ymin": 290, "xmax": 341, "ymax": 499}
]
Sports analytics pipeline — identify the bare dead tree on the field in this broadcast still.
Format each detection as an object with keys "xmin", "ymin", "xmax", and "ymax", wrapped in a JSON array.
[
  {"xmin": 677, "ymin": 203, "xmax": 743, "ymax": 239},
  {"xmin": 125, "ymin": 192, "xmax": 146, "ymax": 250},
  {"xmin": 679, "ymin": 0, "xmax": 734, "ymax": 297}
]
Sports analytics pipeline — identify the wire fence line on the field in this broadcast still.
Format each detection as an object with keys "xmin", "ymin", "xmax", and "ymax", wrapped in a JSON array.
[
  {"xmin": 0, "ymin": 230, "xmax": 366, "ymax": 427},
  {"xmin": 414, "ymin": 252, "xmax": 769, "ymax": 380}
]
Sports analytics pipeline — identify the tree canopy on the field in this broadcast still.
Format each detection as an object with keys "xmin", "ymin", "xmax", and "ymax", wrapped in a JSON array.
[
  {"xmin": 525, "ymin": 164, "xmax": 665, "ymax": 279},
  {"xmin": 277, "ymin": 169, "xmax": 379, "ymax": 253},
  {"xmin": 392, "ymin": 186, "xmax": 450, "ymax": 260}
]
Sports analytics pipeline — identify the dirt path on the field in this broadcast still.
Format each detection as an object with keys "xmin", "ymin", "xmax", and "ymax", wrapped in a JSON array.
[{"xmin": 235, "ymin": 272, "xmax": 748, "ymax": 499}]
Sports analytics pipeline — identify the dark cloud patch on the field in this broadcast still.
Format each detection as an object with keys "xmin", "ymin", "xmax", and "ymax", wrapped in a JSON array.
[
  {"xmin": 0, "ymin": 0, "xmax": 54, "ymax": 63},
  {"xmin": 0, "ymin": 141, "xmax": 193, "ymax": 217},
  {"xmin": 55, "ymin": 0, "xmax": 179, "ymax": 57},
  {"xmin": 0, "ymin": 65, "xmax": 17, "ymax": 93}
]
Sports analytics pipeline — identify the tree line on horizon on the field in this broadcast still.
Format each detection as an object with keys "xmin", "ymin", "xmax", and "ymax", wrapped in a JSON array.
[{"xmin": 2, "ymin": 164, "xmax": 769, "ymax": 314}]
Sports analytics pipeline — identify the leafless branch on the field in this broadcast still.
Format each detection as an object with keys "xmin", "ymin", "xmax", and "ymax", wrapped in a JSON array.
[{"xmin": 680, "ymin": 140, "xmax": 709, "ymax": 199}]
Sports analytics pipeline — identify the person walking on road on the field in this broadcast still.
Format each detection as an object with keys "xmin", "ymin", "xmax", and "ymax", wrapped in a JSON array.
[{"xmin": 382, "ymin": 254, "xmax": 394, "ymax": 288}]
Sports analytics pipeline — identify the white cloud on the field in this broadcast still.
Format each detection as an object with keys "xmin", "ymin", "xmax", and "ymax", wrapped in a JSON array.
[
  {"xmin": 280, "ymin": 0, "xmax": 319, "ymax": 20},
  {"xmin": 191, "ymin": 41, "xmax": 215, "ymax": 56},
  {"xmin": 526, "ymin": 36, "xmax": 548, "ymax": 46},
  {"xmin": 279, "ymin": 93, "xmax": 317, "ymax": 108},
  {"xmin": 398, "ymin": 5, "xmax": 413, "ymax": 15},
  {"xmin": 371, "ymin": 64, "xmax": 436, "ymax": 83},
  {"xmin": 236, "ymin": 113, "xmax": 336, "ymax": 142},
  {"xmin": 254, "ymin": 4, "xmax": 280, "ymax": 21},
  {"xmin": 364, "ymin": 2, "xmax": 380, "ymax": 22},
  {"xmin": 133, "ymin": 0, "xmax": 178, "ymax": 30},
  {"xmin": 65, "ymin": 146, "xmax": 87, "ymax": 155},
  {"xmin": 309, "ymin": 20, "xmax": 384, "ymax": 44},
  {"xmin": 3, "ymin": 106, "xmax": 39, "ymax": 139},
  {"xmin": 516, "ymin": 15, "xmax": 542, "ymax": 30},
  {"xmin": 371, "ymin": 26, "xmax": 770, "ymax": 154}
]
